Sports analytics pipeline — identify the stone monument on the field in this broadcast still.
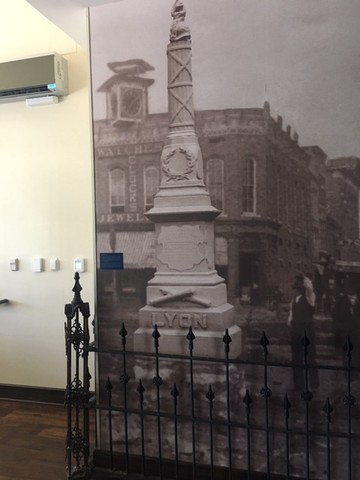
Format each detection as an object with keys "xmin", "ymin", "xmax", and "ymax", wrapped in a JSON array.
[{"xmin": 134, "ymin": 0, "xmax": 241, "ymax": 358}]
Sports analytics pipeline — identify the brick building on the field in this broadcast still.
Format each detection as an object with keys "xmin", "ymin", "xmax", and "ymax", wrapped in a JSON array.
[
  {"xmin": 93, "ymin": 59, "xmax": 342, "ymax": 321},
  {"xmin": 326, "ymin": 157, "xmax": 360, "ymax": 289}
]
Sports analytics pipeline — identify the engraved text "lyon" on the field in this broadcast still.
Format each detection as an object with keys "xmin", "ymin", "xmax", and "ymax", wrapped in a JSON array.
[{"xmin": 151, "ymin": 312, "xmax": 208, "ymax": 330}]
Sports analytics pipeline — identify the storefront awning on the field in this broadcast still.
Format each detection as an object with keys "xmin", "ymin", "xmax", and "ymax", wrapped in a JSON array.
[
  {"xmin": 97, "ymin": 231, "xmax": 228, "ymax": 269},
  {"xmin": 336, "ymin": 260, "xmax": 360, "ymax": 273},
  {"xmin": 97, "ymin": 231, "xmax": 156, "ymax": 269}
]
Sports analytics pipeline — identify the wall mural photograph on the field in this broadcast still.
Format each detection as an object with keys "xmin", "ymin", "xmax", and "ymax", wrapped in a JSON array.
[{"xmin": 89, "ymin": 1, "xmax": 360, "ymax": 477}]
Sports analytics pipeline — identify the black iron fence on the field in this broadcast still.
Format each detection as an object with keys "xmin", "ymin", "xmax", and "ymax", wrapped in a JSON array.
[
  {"xmin": 64, "ymin": 273, "xmax": 92, "ymax": 479},
  {"xmin": 65, "ymin": 275, "xmax": 360, "ymax": 480}
]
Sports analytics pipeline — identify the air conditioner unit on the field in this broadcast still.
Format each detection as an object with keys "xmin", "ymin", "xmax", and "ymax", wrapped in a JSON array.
[{"xmin": 0, "ymin": 52, "xmax": 68, "ymax": 103}]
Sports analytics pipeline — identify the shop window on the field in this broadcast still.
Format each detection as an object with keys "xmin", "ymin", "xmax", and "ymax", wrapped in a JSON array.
[
  {"xmin": 109, "ymin": 168, "xmax": 125, "ymax": 213},
  {"xmin": 276, "ymin": 167, "xmax": 281, "ymax": 221},
  {"xmin": 239, "ymin": 252, "xmax": 260, "ymax": 305},
  {"xmin": 285, "ymin": 175, "xmax": 292, "ymax": 227},
  {"xmin": 109, "ymin": 90, "xmax": 118, "ymax": 120},
  {"xmin": 242, "ymin": 156, "xmax": 256, "ymax": 214},
  {"xmin": 205, "ymin": 158, "xmax": 224, "ymax": 211},
  {"xmin": 144, "ymin": 166, "xmax": 159, "ymax": 210},
  {"xmin": 293, "ymin": 181, "xmax": 298, "ymax": 227}
]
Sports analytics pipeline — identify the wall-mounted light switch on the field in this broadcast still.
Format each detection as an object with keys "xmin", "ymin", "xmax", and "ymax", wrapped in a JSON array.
[
  {"xmin": 10, "ymin": 258, "xmax": 19, "ymax": 271},
  {"xmin": 32, "ymin": 257, "xmax": 44, "ymax": 273},
  {"xmin": 73, "ymin": 258, "xmax": 86, "ymax": 273},
  {"xmin": 50, "ymin": 257, "xmax": 60, "ymax": 271}
]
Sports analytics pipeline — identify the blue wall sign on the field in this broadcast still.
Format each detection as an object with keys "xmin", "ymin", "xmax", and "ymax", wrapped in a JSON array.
[{"xmin": 100, "ymin": 252, "xmax": 124, "ymax": 270}]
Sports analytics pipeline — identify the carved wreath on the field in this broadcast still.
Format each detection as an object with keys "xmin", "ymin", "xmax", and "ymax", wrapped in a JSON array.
[{"xmin": 162, "ymin": 147, "xmax": 196, "ymax": 181}]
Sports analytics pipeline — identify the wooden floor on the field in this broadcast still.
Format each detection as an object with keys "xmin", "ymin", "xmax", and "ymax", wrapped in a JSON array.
[{"xmin": 0, "ymin": 400, "xmax": 72, "ymax": 479}]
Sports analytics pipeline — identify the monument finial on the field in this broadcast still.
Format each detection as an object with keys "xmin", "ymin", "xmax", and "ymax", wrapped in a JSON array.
[{"xmin": 170, "ymin": 0, "xmax": 191, "ymax": 42}]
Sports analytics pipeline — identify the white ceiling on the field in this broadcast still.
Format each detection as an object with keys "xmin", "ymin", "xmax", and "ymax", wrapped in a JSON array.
[
  {"xmin": 26, "ymin": 0, "xmax": 123, "ymax": 48},
  {"xmin": 77, "ymin": 0, "xmax": 122, "ymax": 5},
  {"xmin": 28, "ymin": 0, "xmax": 122, "ymax": 11}
]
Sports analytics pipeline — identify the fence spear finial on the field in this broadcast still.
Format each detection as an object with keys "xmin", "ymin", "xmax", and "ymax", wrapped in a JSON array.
[{"xmin": 71, "ymin": 272, "xmax": 84, "ymax": 308}]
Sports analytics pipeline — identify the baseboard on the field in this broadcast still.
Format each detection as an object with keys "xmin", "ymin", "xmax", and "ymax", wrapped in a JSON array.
[{"xmin": 0, "ymin": 384, "xmax": 66, "ymax": 405}]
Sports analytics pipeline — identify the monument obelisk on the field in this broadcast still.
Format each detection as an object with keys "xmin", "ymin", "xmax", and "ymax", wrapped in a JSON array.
[{"xmin": 134, "ymin": 0, "xmax": 241, "ymax": 358}]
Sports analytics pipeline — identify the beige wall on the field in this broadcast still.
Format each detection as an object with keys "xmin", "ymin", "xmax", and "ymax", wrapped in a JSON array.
[{"xmin": 0, "ymin": 0, "xmax": 95, "ymax": 389}]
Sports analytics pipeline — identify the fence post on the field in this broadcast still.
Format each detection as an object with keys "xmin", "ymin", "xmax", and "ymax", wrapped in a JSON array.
[{"xmin": 64, "ymin": 272, "xmax": 92, "ymax": 479}]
